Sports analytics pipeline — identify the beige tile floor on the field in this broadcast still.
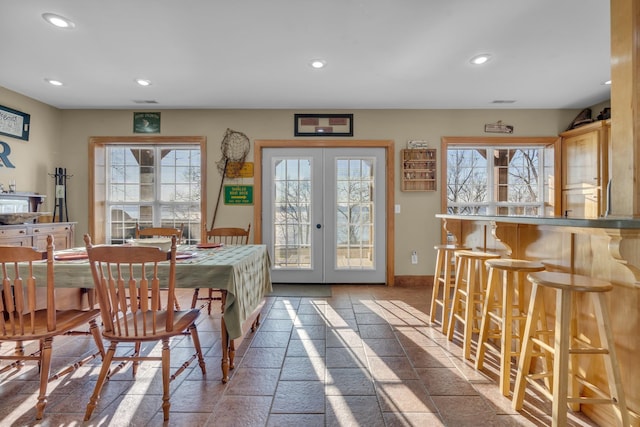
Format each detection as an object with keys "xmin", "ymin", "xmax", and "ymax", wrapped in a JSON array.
[{"xmin": 0, "ymin": 285, "xmax": 599, "ymax": 426}]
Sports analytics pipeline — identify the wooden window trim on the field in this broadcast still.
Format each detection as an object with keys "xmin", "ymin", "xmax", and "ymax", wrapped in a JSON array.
[{"xmin": 89, "ymin": 136, "xmax": 207, "ymax": 244}]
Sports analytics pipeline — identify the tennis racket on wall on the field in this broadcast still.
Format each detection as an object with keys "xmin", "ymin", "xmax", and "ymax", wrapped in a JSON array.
[{"xmin": 210, "ymin": 128, "xmax": 251, "ymax": 229}]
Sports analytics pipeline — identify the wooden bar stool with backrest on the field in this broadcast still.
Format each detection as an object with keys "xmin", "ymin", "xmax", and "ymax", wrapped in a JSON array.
[
  {"xmin": 191, "ymin": 223, "xmax": 251, "ymax": 315},
  {"xmin": 475, "ymin": 258, "xmax": 545, "ymax": 397},
  {"xmin": 430, "ymin": 244, "xmax": 470, "ymax": 333},
  {"xmin": 512, "ymin": 272, "xmax": 630, "ymax": 427},
  {"xmin": 447, "ymin": 249, "xmax": 501, "ymax": 360}
]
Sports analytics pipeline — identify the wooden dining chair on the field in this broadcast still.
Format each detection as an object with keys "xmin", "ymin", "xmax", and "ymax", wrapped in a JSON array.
[
  {"xmin": 135, "ymin": 223, "xmax": 184, "ymax": 243},
  {"xmin": 190, "ymin": 223, "xmax": 251, "ymax": 315},
  {"xmin": 83, "ymin": 234, "xmax": 206, "ymax": 422},
  {"xmin": 134, "ymin": 223, "xmax": 184, "ymax": 309},
  {"xmin": 0, "ymin": 235, "xmax": 105, "ymax": 420}
]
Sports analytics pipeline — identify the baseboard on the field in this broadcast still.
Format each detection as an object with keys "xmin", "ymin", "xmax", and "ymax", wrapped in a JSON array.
[{"xmin": 394, "ymin": 275, "xmax": 433, "ymax": 287}]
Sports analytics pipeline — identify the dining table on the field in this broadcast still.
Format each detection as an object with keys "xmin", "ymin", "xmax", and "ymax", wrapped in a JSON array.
[{"xmin": 41, "ymin": 243, "xmax": 272, "ymax": 383}]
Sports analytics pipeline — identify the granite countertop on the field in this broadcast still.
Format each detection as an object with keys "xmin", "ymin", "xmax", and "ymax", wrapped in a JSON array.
[{"xmin": 436, "ymin": 214, "xmax": 640, "ymax": 229}]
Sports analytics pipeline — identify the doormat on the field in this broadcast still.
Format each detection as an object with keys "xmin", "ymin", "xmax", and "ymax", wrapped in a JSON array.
[{"xmin": 269, "ymin": 284, "xmax": 332, "ymax": 297}]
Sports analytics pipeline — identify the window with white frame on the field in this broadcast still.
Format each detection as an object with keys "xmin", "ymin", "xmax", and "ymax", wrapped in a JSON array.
[
  {"xmin": 444, "ymin": 138, "xmax": 556, "ymax": 217},
  {"xmin": 90, "ymin": 137, "xmax": 206, "ymax": 245}
]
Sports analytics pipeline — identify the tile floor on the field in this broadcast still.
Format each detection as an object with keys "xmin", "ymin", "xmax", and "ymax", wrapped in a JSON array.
[{"xmin": 0, "ymin": 285, "xmax": 599, "ymax": 426}]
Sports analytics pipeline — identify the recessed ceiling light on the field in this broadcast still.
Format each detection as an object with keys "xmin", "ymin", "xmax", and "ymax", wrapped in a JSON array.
[
  {"xmin": 135, "ymin": 79, "xmax": 152, "ymax": 87},
  {"xmin": 45, "ymin": 79, "xmax": 64, "ymax": 86},
  {"xmin": 310, "ymin": 59, "xmax": 326, "ymax": 69},
  {"xmin": 604, "ymin": 80, "xmax": 612, "ymax": 85},
  {"xmin": 470, "ymin": 54, "xmax": 492, "ymax": 65},
  {"xmin": 42, "ymin": 13, "xmax": 75, "ymax": 29}
]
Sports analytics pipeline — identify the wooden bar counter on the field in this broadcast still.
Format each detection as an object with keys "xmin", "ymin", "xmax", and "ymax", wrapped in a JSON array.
[{"xmin": 437, "ymin": 214, "xmax": 640, "ymax": 427}]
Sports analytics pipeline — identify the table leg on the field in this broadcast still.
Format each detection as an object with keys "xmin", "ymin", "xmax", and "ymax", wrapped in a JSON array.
[
  {"xmin": 220, "ymin": 290, "xmax": 230, "ymax": 383},
  {"xmin": 229, "ymin": 339, "xmax": 235, "ymax": 370},
  {"xmin": 220, "ymin": 315, "xmax": 230, "ymax": 383}
]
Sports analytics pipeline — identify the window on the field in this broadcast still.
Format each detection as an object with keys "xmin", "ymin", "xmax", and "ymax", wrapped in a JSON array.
[
  {"xmin": 443, "ymin": 137, "xmax": 558, "ymax": 217},
  {"xmin": 90, "ymin": 137, "xmax": 207, "ymax": 244}
]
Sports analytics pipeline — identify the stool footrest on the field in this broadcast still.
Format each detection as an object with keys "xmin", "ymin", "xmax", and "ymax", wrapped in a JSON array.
[
  {"xmin": 575, "ymin": 375, "xmax": 617, "ymax": 401},
  {"xmin": 567, "ymin": 397, "xmax": 616, "ymax": 405},
  {"xmin": 569, "ymin": 348, "xmax": 609, "ymax": 355},
  {"xmin": 530, "ymin": 337, "xmax": 554, "ymax": 354},
  {"xmin": 527, "ymin": 371, "xmax": 552, "ymax": 382},
  {"xmin": 525, "ymin": 377, "xmax": 554, "ymax": 401},
  {"xmin": 487, "ymin": 312, "xmax": 503, "ymax": 323}
]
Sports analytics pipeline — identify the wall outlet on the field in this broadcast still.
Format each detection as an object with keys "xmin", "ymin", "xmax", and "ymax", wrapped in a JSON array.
[{"xmin": 411, "ymin": 250, "xmax": 418, "ymax": 264}]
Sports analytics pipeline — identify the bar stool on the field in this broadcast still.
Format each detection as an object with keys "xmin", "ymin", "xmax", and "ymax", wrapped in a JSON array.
[
  {"xmin": 475, "ymin": 258, "xmax": 545, "ymax": 397},
  {"xmin": 512, "ymin": 272, "xmax": 629, "ymax": 427},
  {"xmin": 430, "ymin": 244, "xmax": 470, "ymax": 333},
  {"xmin": 447, "ymin": 250, "xmax": 501, "ymax": 360}
]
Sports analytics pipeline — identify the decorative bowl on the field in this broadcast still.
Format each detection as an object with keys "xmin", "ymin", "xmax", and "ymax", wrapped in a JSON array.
[
  {"xmin": 129, "ymin": 238, "xmax": 172, "ymax": 252},
  {"xmin": 0, "ymin": 212, "xmax": 41, "ymax": 225}
]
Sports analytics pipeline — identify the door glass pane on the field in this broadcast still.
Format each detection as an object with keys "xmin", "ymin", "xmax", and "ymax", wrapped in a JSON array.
[
  {"xmin": 335, "ymin": 157, "xmax": 375, "ymax": 270},
  {"xmin": 273, "ymin": 158, "xmax": 312, "ymax": 269}
]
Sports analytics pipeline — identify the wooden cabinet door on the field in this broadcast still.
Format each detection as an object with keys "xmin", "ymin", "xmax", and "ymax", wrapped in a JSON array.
[
  {"xmin": 560, "ymin": 121, "xmax": 609, "ymax": 218},
  {"xmin": 562, "ymin": 188, "xmax": 599, "ymax": 218},
  {"xmin": 562, "ymin": 130, "xmax": 600, "ymax": 189}
]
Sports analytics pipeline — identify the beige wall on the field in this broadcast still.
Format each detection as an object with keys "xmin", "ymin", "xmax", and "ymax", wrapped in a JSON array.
[
  {"xmin": 0, "ymin": 87, "xmax": 62, "ymax": 197},
  {"xmin": 2, "ymin": 86, "xmax": 587, "ymax": 277}
]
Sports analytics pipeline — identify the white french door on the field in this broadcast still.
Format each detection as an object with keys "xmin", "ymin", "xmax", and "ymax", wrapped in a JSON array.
[{"xmin": 262, "ymin": 147, "xmax": 386, "ymax": 284}]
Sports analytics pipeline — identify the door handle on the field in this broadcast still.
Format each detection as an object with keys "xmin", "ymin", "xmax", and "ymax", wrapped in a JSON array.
[{"xmin": 316, "ymin": 224, "xmax": 322, "ymax": 229}]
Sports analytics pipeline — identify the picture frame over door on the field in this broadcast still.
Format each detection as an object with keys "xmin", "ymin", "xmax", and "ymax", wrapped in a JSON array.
[{"xmin": 294, "ymin": 113, "xmax": 353, "ymax": 137}]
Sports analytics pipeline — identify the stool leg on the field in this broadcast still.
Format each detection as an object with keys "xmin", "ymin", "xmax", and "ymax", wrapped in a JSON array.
[
  {"xmin": 429, "ymin": 249, "xmax": 444, "ymax": 326},
  {"xmin": 592, "ymin": 293, "xmax": 630, "ymax": 427},
  {"xmin": 551, "ymin": 288, "xmax": 571, "ymax": 427},
  {"xmin": 500, "ymin": 269, "xmax": 514, "ymax": 397},
  {"xmin": 512, "ymin": 282, "xmax": 542, "ymax": 411},
  {"xmin": 475, "ymin": 265, "xmax": 497, "ymax": 370},
  {"xmin": 441, "ymin": 250, "xmax": 453, "ymax": 334},
  {"xmin": 447, "ymin": 257, "xmax": 465, "ymax": 342},
  {"xmin": 462, "ymin": 258, "xmax": 477, "ymax": 360}
]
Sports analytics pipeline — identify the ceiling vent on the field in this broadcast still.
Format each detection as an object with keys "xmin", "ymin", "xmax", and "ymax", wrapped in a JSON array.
[
  {"xmin": 132, "ymin": 100, "xmax": 158, "ymax": 104},
  {"xmin": 491, "ymin": 100, "xmax": 516, "ymax": 104}
]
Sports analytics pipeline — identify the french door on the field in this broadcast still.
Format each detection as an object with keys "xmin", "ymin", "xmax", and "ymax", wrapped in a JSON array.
[{"xmin": 262, "ymin": 147, "xmax": 386, "ymax": 284}]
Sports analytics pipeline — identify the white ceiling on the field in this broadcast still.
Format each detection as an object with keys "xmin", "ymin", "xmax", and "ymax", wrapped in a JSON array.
[{"xmin": 0, "ymin": 0, "xmax": 611, "ymax": 110}]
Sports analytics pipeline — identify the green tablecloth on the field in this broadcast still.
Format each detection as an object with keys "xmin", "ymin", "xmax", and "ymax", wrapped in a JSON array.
[{"xmin": 41, "ymin": 244, "xmax": 272, "ymax": 340}]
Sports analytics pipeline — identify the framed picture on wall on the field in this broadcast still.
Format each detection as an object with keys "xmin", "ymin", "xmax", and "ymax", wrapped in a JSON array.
[
  {"xmin": 294, "ymin": 113, "xmax": 353, "ymax": 137},
  {"xmin": 133, "ymin": 112, "xmax": 161, "ymax": 133},
  {"xmin": 0, "ymin": 105, "xmax": 30, "ymax": 141}
]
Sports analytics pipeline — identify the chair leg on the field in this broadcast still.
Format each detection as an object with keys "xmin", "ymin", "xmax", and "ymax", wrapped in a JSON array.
[
  {"xmin": 207, "ymin": 289, "xmax": 213, "ymax": 315},
  {"xmin": 89, "ymin": 319, "xmax": 105, "ymax": 359},
  {"xmin": 35, "ymin": 337, "xmax": 53, "ymax": 420},
  {"xmin": 189, "ymin": 324, "xmax": 207, "ymax": 374},
  {"xmin": 85, "ymin": 342, "xmax": 117, "ymax": 421},
  {"xmin": 132, "ymin": 341, "xmax": 141, "ymax": 377},
  {"xmin": 191, "ymin": 288, "xmax": 200, "ymax": 309},
  {"xmin": 161, "ymin": 338, "xmax": 171, "ymax": 421}
]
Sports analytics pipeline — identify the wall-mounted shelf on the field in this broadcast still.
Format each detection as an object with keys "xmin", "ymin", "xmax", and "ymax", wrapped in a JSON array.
[{"xmin": 401, "ymin": 148, "xmax": 437, "ymax": 192}]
